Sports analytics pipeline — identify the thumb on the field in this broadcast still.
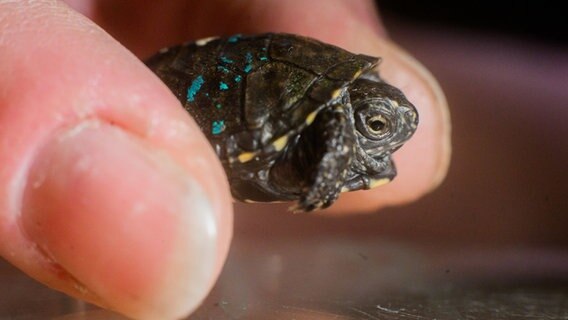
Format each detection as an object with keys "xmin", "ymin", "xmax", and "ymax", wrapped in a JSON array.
[{"xmin": 0, "ymin": 1, "xmax": 231, "ymax": 319}]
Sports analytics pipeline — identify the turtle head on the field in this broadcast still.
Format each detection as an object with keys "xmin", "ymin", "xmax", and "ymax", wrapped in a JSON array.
[{"xmin": 342, "ymin": 78, "xmax": 419, "ymax": 192}]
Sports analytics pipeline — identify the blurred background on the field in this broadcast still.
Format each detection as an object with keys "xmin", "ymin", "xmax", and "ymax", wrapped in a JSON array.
[{"xmin": 1, "ymin": 1, "xmax": 567, "ymax": 319}]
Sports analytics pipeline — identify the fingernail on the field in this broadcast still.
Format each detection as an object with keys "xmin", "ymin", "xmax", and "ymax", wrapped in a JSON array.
[{"xmin": 22, "ymin": 120, "xmax": 218, "ymax": 319}]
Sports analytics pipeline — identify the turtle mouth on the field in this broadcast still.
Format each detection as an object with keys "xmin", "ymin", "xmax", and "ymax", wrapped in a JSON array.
[{"xmin": 341, "ymin": 155, "xmax": 397, "ymax": 192}]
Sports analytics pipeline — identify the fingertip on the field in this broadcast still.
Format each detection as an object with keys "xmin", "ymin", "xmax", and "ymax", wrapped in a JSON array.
[
  {"xmin": 21, "ymin": 121, "xmax": 227, "ymax": 319},
  {"xmin": 225, "ymin": 0, "xmax": 451, "ymax": 211}
]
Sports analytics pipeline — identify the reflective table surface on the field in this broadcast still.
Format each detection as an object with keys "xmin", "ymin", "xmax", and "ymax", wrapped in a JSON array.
[{"xmin": 1, "ymin": 235, "xmax": 568, "ymax": 319}]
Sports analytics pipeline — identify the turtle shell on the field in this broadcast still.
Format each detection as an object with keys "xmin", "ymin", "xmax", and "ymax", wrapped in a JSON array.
[{"xmin": 146, "ymin": 33, "xmax": 379, "ymax": 163}]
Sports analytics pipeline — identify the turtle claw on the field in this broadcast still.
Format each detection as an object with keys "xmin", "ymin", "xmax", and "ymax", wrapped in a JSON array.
[{"xmin": 298, "ymin": 188, "xmax": 338, "ymax": 212}]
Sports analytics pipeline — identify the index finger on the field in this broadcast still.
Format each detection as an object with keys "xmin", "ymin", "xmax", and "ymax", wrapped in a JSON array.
[{"xmin": 241, "ymin": 0, "xmax": 451, "ymax": 212}]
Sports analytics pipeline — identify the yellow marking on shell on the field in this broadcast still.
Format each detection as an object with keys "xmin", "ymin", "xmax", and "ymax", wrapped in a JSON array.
[
  {"xmin": 369, "ymin": 178, "xmax": 391, "ymax": 189},
  {"xmin": 331, "ymin": 88, "xmax": 342, "ymax": 99},
  {"xmin": 352, "ymin": 69, "xmax": 363, "ymax": 80},
  {"xmin": 272, "ymin": 135, "xmax": 289, "ymax": 151},
  {"xmin": 341, "ymin": 186, "xmax": 350, "ymax": 193},
  {"xmin": 306, "ymin": 111, "xmax": 318, "ymax": 125},
  {"xmin": 195, "ymin": 36, "xmax": 218, "ymax": 46},
  {"xmin": 244, "ymin": 199, "xmax": 286, "ymax": 204},
  {"xmin": 389, "ymin": 99, "xmax": 399, "ymax": 107},
  {"xmin": 237, "ymin": 152, "xmax": 256, "ymax": 163}
]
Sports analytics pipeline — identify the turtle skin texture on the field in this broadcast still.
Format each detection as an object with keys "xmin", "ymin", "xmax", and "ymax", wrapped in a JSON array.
[{"xmin": 146, "ymin": 33, "xmax": 419, "ymax": 211}]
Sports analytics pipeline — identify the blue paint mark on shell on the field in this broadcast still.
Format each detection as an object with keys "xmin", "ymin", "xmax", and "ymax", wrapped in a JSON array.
[
  {"xmin": 227, "ymin": 34, "xmax": 242, "ymax": 43},
  {"xmin": 187, "ymin": 75, "xmax": 204, "ymax": 102},
  {"xmin": 212, "ymin": 120, "xmax": 225, "ymax": 135},
  {"xmin": 217, "ymin": 65, "xmax": 230, "ymax": 74},
  {"xmin": 259, "ymin": 47, "xmax": 268, "ymax": 61},
  {"xmin": 219, "ymin": 81, "xmax": 229, "ymax": 90},
  {"xmin": 220, "ymin": 56, "xmax": 234, "ymax": 64},
  {"xmin": 234, "ymin": 75, "xmax": 242, "ymax": 83},
  {"xmin": 244, "ymin": 52, "xmax": 253, "ymax": 73}
]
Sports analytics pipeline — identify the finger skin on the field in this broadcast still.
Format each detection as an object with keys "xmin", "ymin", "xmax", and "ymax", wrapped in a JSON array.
[
  {"xmin": 210, "ymin": 0, "xmax": 452, "ymax": 212},
  {"xmin": 0, "ymin": 1, "xmax": 231, "ymax": 319},
  {"xmin": 83, "ymin": 0, "xmax": 450, "ymax": 213}
]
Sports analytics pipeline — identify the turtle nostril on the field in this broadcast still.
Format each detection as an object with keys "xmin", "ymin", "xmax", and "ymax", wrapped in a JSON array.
[
  {"xmin": 399, "ymin": 106, "xmax": 419, "ymax": 128},
  {"xmin": 408, "ymin": 110, "xmax": 418, "ymax": 126}
]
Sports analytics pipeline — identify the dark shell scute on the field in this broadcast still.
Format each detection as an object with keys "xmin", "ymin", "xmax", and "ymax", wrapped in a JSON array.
[
  {"xmin": 269, "ymin": 34, "xmax": 356, "ymax": 76},
  {"xmin": 218, "ymin": 35, "xmax": 272, "ymax": 74},
  {"xmin": 245, "ymin": 62, "xmax": 317, "ymax": 129},
  {"xmin": 325, "ymin": 57, "xmax": 379, "ymax": 81}
]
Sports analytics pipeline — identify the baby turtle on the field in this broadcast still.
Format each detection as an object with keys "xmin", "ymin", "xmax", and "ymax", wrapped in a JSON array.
[{"xmin": 146, "ymin": 33, "xmax": 418, "ymax": 211}]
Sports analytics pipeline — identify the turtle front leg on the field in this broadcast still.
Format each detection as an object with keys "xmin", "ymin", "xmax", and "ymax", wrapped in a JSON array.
[{"xmin": 296, "ymin": 104, "xmax": 356, "ymax": 211}]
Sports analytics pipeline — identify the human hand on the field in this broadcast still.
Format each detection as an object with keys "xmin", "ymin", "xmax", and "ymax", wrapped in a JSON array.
[{"xmin": 0, "ymin": 0, "xmax": 450, "ymax": 319}]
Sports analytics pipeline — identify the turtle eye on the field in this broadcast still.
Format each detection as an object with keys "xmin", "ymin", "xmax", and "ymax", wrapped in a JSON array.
[
  {"xmin": 367, "ymin": 115, "xmax": 387, "ymax": 133},
  {"xmin": 366, "ymin": 115, "xmax": 390, "ymax": 138},
  {"xmin": 354, "ymin": 101, "xmax": 395, "ymax": 141}
]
